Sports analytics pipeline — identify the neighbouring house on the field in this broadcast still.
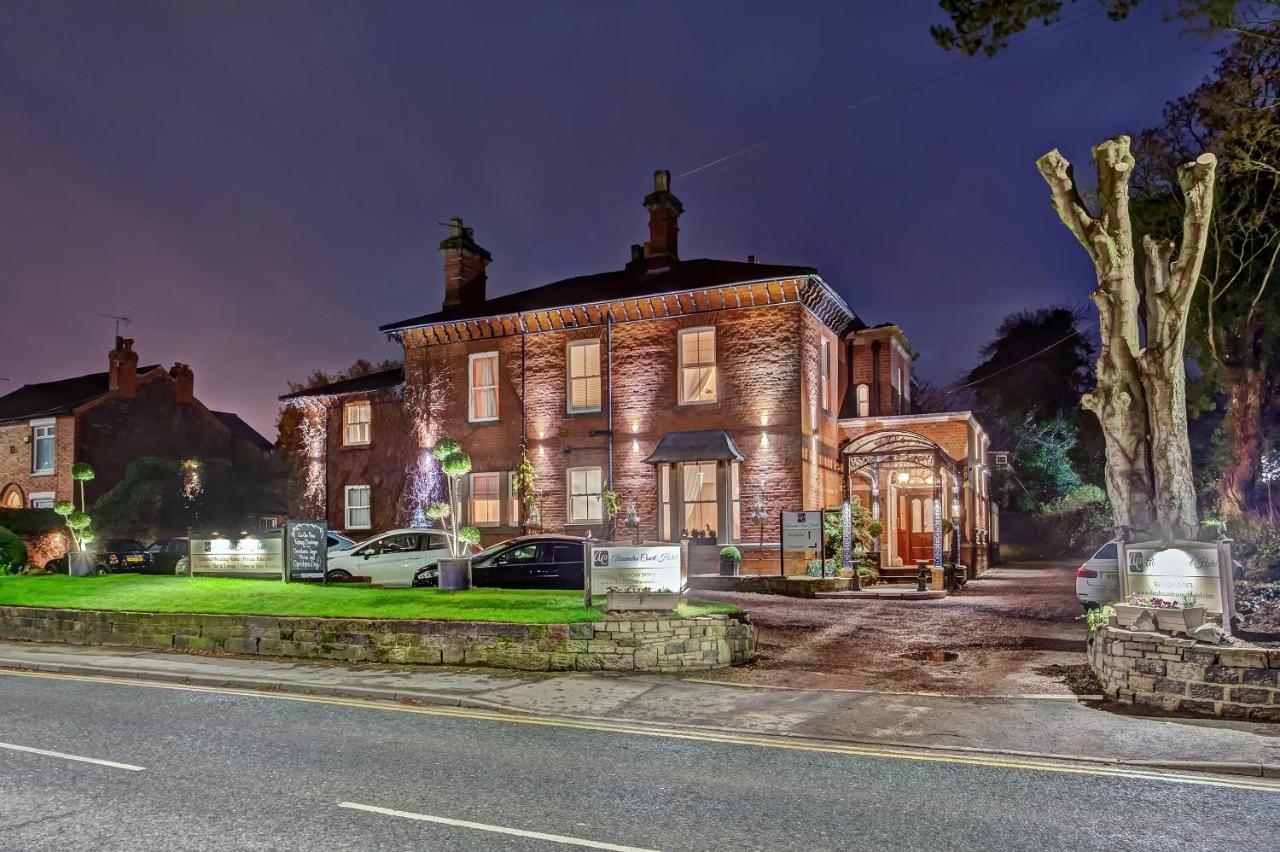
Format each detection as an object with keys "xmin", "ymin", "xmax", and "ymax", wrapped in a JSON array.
[
  {"xmin": 280, "ymin": 171, "xmax": 995, "ymax": 572},
  {"xmin": 0, "ymin": 338, "xmax": 270, "ymax": 512}
]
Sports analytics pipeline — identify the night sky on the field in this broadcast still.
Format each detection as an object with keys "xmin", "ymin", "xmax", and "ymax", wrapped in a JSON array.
[{"xmin": 0, "ymin": 1, "xmax": 1222, "ymax": 438}]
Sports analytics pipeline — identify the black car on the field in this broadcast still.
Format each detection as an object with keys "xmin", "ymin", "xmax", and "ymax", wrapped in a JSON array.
[
  {"xmin": 45, "ymin": 538, "xmax": 147, "ymax": 574},
  {"xmin": 412, "ymin": 535, "xmax": 585, "ymax": 589},
  {"xmin": 144, "ymin": 538, "xmax": 190, "ymax": 574}
]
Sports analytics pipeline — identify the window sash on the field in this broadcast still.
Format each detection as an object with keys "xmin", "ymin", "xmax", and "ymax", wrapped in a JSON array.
[
  {"xmin": 659, "ymin": 464, "xmax": 671, "ymax": 540},
  {"xmin": 856, "ymin": 384, "xmax": 870, "ymax": 418},
  {"xmin": 681, "ymin": 461, "xmax": 717, "ymax": 534},
  {"xmin": 32, "ymin": 423, "xmax": 55, "ymax": 473},
  {"xmin": 343, "ymin": 402, "xmax": 371, "ymax": 445},
  {"xmin": 345, "ymin": 486, "xmax": 371, "ymax": 529},
  {"xmin": 469, "ymin": 353, "xmax": 499, "ymax": 421},
  {"xmin": 567, "ymin": 467, "xmax": 603, "ymax": 523},
  {"xmin": 471, "ymin": 473, "xmax": 501, "ymax": 526},
  {"xmin": 678, "ymin": 328, "xmax": 716, "ymax": 404},
  {"xmin": 567, "ymin": 340, "xmax": 602, "ymax": 412}
]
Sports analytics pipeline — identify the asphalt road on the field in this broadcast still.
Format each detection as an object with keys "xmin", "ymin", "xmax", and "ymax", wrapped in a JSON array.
[{"xmin": 0, "ymin": 672, "xmax": 1275, "ymax": 851}]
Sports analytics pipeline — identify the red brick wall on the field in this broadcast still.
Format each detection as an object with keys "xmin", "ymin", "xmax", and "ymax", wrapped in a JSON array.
[
  {"xmin": 0, "ymin": 416, "xmax": 74, "ymax": 505},
  {"xmin": 75, "ymin": 375, "xmax": 232, "ymax": 504},
  {"xmin": 322, "ymin": 389, "xmax": 416, "ymax": 536},
  {"xmin": 396, "ymin": 302, "xmax": 821, "ymax": 543}
]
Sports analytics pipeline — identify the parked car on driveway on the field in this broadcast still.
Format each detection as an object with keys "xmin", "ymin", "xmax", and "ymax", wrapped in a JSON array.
[
  {"xmin": 327, "ymin": 531, "xmax": 356, "ymax": 552},
  {"xmin": 45, "ymin": 538, "xmax": 148, "ymax": 574},
  {"xmin": 412, "ymin": 535, "xmax": 585, "ymax": 589},
  {"xmin": 1076, "ymin": 540, "xmax": 1245, "ymax": 609},
  {"xmin": 145, "ymin": 538, "xmax": 190, "ymax": 575},
  {"xmin": 325, "ymin": 528, "xmax": 462, "ymax": 587}
]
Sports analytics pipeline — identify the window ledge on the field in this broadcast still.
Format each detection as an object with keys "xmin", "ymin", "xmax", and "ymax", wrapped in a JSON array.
[{"xmin": 30, "ymin": 471, "xmax": 55, "ymax": 478}]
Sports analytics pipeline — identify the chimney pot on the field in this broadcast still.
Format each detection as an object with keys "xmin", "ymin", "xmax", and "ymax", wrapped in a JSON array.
[
  {"xmin": 747, "ymin": 254, "xmax": 756, "ymax": 264},
  {"xmin": 170, "ymin": 362, "xmax": 195, "ymax": 404},
  {"xmin": 108, "ymin": 337, "xmax": 139, "ymax": 397},
  {"xmin": 439, "ymin": 217, "xmax": 491, "ymax": 309},
  {"xmin": 642, "ymin": 169, "xmax": 683, "ymax": 271}
]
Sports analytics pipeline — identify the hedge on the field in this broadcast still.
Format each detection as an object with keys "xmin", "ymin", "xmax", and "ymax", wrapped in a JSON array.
[{"xmin": 0, "ymin": 526, "xmax": 27, "ymax": 572}]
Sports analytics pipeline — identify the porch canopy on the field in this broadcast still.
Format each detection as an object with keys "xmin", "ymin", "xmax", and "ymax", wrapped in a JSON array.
[
  {"xmin": 642, "ymin": 429, "xmax": 745, "ymax": 465},
  {"xmin": 841, "ymin": 429, "xmax": 961, "ymax": 573}
]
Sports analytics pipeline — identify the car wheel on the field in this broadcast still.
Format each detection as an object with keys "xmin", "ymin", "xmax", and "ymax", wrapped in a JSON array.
[{"xmin": 326, "ymin": 569, "xmax": 353, "ymax": 582}]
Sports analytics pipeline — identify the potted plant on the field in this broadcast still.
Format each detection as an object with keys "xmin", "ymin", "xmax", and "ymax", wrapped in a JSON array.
[
  {"xmin": 53, "ymin": 462, "xmax": 97, "ymax": 576},
  {"xmin": 427, "ymin": 437, "xmax": 481, "ymax": 591},
  {"xmin": 719, "ymin": 546, "xmax": 741, "ymax": 576},
  {"xmin": 605, "ymin": 585, "xmax": 681, "ymax": 612},
  {"xmin": 1113, "ymin": 594, "xmax": 1206, "ymax": 635}
]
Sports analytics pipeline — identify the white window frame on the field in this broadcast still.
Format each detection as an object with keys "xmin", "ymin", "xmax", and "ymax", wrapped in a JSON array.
[
  {"xmin": 343, "ymin": 400, "xmax": 371, "ymax": 446},
  {"xmin": 344, "ymin": 485, "xmax": 372, "ymax": 530},
  {"xmin": 470, "ymin": 472, "xmax": 502, "ymax": 527},
  {"xmin": 659, "ymin": 464, "xmax": 672, "ymax": 541},
  {"xmin": 29, "ymin": 491, "xmax": 54, "ymax": 509},
  {"xmin": 819, "ymin": 338, "xmax": 831, "ymax": 413},
  {"xmin": 566, "ymin": 466, "xmax": 603, "ymax": 524},
  {"xmin": 468, "ymin": 351, "xmax": 500, "ymax": 423},
  {"xmin": 508, "ymin": 471, "xmax": 520, "ymax": 526},
  {"xmin": 566, "ymin": 339, "xmax": 602, "ymax": 414},
  {"xmin": 855, "ymin": 384, "xmax": 870, "ymax": 418},
  {"xmin": 677, "ymin": 326, "xmax": 717, "ymax": 405},
  {"xmin": 31, "ymin": 418, "xmax": 55, "ymax": 475}
]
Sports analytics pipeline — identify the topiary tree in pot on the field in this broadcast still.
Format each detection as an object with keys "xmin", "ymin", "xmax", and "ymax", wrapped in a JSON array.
[{"xmin": 428, "ymin": 437, "xmax": 481, "ymax": 591}]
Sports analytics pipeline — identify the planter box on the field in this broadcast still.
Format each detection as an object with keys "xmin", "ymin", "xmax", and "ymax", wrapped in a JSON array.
[
  {"xmin": 1113, "ymin": 604, "xmax": 1205, "ymax": 635},
  {"xmin": 719, "ymin": 558, "xmax": 740, "ymax": 577},
  {"xmin": 606, "ymin": 590, "xmax": 680, "ymax": 612},
  {"xmin": 438, "ymin": 557, "xmax": 472, "ymax": 592}
]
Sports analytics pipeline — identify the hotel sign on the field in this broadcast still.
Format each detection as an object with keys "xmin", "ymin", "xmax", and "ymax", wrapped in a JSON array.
[
  {"xmin": 188, "ymin": 534, "xmax": 284, "ymax": 579},
  {"xmin": 781, "ymin": 511, "xmax": 822, "ymax": 551},
  {"xmin": 588, "ymin": 544, "xmax": 682, "ymax": 594},
  {"xmin": 1124, "ymin": 542, "xmax": 1229, "ymax": 615}
]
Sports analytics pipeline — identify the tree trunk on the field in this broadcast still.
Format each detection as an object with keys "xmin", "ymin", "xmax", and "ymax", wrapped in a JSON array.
[
  {"xmin": 1219, "ymin": 363, "xmax": 1265, "ymax": 514},
  {"xmin": 1038, "ymin": 138, "xmax": 1215, "ymax": 540}
]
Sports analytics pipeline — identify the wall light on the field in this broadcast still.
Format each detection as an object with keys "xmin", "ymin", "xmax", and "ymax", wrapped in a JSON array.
[
  {"xmin": 761, "ymin": 431, "xmax": 769, "ymax": 447},
  {"xmin": 896, "ymin": 471, "xmax": 910, "ymax": 484},
  {"xmin": 632, "ymin": 439, "xmax": 640, "ymax": 453}
]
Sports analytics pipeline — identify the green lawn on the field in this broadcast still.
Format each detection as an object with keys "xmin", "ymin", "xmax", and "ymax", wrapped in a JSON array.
[{"xmin": 0, "ymin": 574, "xmax": 739, "ymax": 623}]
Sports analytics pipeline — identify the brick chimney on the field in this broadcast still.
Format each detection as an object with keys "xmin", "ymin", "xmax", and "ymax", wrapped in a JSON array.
[
  {"xmin": 169, "ymin": 363, "xmax": 194, "ymax": 404},
  {"xmin": 643, "ymin": 169, "xmax": 683, "ymax": 271},
  {"xmin": 440, "ymin": 217, "xmax": 491, "ymax": 309},
  {"xmin": 108, "ymin": 337, "xmax": 138, "ymax": 397}
]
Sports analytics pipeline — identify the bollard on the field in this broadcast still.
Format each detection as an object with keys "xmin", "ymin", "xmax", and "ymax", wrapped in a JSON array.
[{"xmin": 916, "ymin": 560, "xmax": 929, "ymax": 592}]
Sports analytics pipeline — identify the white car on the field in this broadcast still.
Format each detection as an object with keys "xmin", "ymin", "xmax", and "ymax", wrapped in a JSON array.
[
  {"xmin": 327, "ymin": 531, "xmax": 356, "ymax": 552},
  {"xmin": 1075, "ymin": 540, "xmax": 1244, "ymax": 609},
  {"xmin": 1076, "ymin": 541, "xmax": 1120, "ymax": 609},
  {"xmin": 324, "ymin": 528, "xmax": 455, "ymax": 587}
]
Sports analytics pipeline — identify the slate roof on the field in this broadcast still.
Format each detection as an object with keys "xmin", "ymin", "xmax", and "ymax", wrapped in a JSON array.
[
  {"xmin": 212, "ymin": 411, "xmax": 275, "ymax": 451},
  {"xmin": 278, "ymin": 366, "xmax": 405, "ymax": 401},
  {"xmin": 379, "ymin": 258, "xmax": 821, "ymax": 333},
  {"xmin": 0, "ymin": 366, "xmax": 161, "ymax": 424},
  {"xmin": 642, "ymin": 429, "xmax": 747, "ymax": 465}
]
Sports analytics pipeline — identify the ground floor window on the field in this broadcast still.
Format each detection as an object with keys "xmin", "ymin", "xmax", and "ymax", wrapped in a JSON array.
[
  {"xmin": 730, "ymin": 462, "xmax": 741, "ymax": 541},
  {"xmin": 344, "ymin": 485, "xmax": 371, "ymax": 530},
  {"xmin": 29, "ymin": 491, "xmax": 54, "ymax": 510},
  {"xmin": 0, "ymin": 485, "xmax": 23, "ymax": 509},
  {"xmin": 471, "ymin": 472, "xmax": 501, "ymax": 526},
  {"xmin": 567, "ymin": 466, "xmax": 603, "ymax": 523},
  {"xmin": 659, "ymin": 464, "xmax": 672, "ymax": 540}
]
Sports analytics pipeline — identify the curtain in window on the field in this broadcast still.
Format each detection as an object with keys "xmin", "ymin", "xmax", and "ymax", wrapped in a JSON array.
[
  {"xmin": 346, "ymin": 487, "xmax": 371, "ymax": 528},
  {"xmin": 471, "ymin": 355, "xmax": 498, "ymax": 420},
  {"xmin": 568, "ymin": 341, "xmax": 601, "ymax": 412}
]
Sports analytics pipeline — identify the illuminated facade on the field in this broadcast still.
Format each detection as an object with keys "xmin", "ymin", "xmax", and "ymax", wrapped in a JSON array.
[{"xmin": 287, "ymin": 171, "xmax": 994, "ymax": 570}]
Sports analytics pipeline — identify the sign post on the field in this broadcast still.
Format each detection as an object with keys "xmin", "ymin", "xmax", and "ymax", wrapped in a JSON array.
[{"xmin": 780, "ymin": 511, "xmax": 822, "ymax": 577}]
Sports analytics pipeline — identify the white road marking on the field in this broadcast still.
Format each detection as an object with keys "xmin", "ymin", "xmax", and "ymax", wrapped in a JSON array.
[
  {"xmin": 0, "ymin": 740, "xmax": 145, "ymax": 771},
  {"xmin": 338, "ymin": 801, "xmax": 661, "ymax": 851}
]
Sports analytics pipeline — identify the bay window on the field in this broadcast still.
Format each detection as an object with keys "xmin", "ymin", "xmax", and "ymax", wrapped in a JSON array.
[
  {"xmin": 469, "ymin": 352, "xmax": 499, "ymax": 422},
  {"xmin": 682, "ymin": 461, "xmax": 717, "ymax": 534}
]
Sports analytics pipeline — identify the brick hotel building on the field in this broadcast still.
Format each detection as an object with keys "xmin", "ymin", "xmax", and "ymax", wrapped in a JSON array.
[{"xmin": 282, "ymin": 172, "xmax": 995, "ymax": 572}]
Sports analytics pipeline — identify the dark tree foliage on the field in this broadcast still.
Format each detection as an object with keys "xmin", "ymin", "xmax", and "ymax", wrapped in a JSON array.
[{"xmin": 931, "ymin": 1, "xmax": 1273, "ymax": 56}]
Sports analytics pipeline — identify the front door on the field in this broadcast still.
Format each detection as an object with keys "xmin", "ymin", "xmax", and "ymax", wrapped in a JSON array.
[{"xmin": 907, "ymin": 496, "xmax": 935, "ymax": 563}]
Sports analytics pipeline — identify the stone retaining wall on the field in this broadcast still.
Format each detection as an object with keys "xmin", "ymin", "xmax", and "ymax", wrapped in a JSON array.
[
  {"xmin": 687, "ymin": 574, "xmax": 853, "ymax": 597},
  {"xmin": 0, "ymin": 606, "xmax": 755, "ymax": 673},
  {"xmin": 1089, "ymin": 625, "xmax": 1280, "ymax": 721}
]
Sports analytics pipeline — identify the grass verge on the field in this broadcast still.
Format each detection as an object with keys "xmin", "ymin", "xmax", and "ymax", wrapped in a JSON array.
[{"xmin": 0, "ymin": 574, "xmax": 739, "ymax": 623}]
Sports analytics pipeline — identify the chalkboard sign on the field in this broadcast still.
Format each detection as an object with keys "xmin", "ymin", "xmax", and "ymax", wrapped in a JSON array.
[{"xmin": 285, "ymin": 519, "xmax": 328, "ymax": 581}]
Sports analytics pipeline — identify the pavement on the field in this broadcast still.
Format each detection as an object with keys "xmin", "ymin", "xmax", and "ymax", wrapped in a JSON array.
[
  {"xmin": 2, "ymin": 639, "xmax": 1277, "ymax": 779},
  {"xmin": 2, "ymin": 671, "xmax": 1279, "ymax": 851}
]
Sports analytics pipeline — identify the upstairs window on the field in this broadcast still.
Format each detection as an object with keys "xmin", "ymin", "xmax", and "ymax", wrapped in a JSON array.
[
  {"xmin": 678, "ymin": 327, "xmax": 716, "ymax": 404},
  {"xmin": 567, "ymin": 339, "xmax": 602, "ymax": 413},
  {"xmin": 31, "ymin": 420, "xmax": 55, "ymax": 474},
  {"xmin": 343, "ymin": 401, "xmax": 371, "ymax": 445},
  {"xmin": 469, "ymin": 352, "xmax": 499, "ymax": 422},
  {"xmin": 470, "ymin": 472, "xmax": 501, "ymax": 526},
  {"xmin": 855, "ymin": 384, "xmax": 870, "ymax": 418},
  {"xmin": 567, "ymin": 466, "xmax": 603, "ymax": 524}
]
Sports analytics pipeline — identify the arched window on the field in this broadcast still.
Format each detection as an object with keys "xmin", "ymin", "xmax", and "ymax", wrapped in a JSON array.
[
  {"xmin": 1, "ymin": 484, "xmax": 24, "ymax": 509},
  {"xmin": 856, "ymin": 384, "xmax": 870, "ymax": 417}
]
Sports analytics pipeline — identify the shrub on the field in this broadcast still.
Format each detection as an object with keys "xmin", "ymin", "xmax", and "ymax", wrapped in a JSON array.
[
  {"xmin": 0, "ymin": 508, "xmax": 63, "ymax": 537},
  {"xmin": 1228, "ymin": 514, "xmax": 1280, "ymax": 581},
  {"xmin": 0, "ymin": 526, "xmax": 27, "ymax": 573},
  {"xmin": 720, "ymin": 546, "xmax": 741, "ymax": 562}
]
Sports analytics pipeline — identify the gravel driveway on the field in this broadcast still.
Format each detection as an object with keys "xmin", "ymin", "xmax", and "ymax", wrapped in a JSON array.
[{"xmin": 694, "ymin": 560, "xmax": 1092, "ymax": 696}]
